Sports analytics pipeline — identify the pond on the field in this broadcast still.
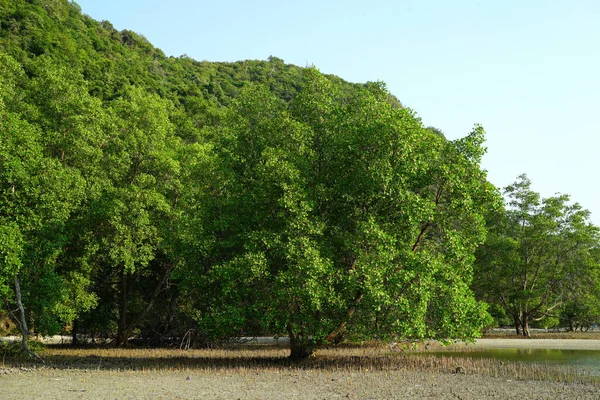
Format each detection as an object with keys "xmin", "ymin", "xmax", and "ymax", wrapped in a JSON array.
[{"xmin": 429, "ymin": 348, "xmax": 600, "ymax": 375}]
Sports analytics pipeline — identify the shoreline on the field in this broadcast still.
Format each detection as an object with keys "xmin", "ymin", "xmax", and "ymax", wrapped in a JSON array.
[{"xmin": 473, "ymin": 338, "xmax": 600, "ymax": 351}]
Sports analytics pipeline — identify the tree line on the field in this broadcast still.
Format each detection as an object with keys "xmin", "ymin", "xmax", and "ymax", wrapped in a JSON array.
[{"xmin": 1, "ymin": 0, "xmax": 598, "ymax": 359}]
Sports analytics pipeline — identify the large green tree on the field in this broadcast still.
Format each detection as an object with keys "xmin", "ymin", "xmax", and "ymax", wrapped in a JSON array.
[{"xmin": 181, "ymin": 70, "xmax": 498, "ymax": 359}]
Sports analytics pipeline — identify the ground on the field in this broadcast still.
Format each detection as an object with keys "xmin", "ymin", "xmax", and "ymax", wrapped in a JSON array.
[
  {"xmin": 2, "ymin": 367, "xmax": 600, "ymax": 399},
  {"xmin": 2, "ymin": 335, "xmax": 600, "ymax": 399}
]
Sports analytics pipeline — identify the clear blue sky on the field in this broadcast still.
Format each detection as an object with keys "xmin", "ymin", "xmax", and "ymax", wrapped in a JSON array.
[{"xmin": 76, "ymin": 0, "xmax": 600, "ymax": 222}]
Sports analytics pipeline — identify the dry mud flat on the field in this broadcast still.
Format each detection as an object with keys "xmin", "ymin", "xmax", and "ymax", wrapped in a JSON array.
[
  {"xmin": 3, "ymin": 339, "xmax": 600, "ymax": 399},
  {"xmin": 2, "ymin": 368, "xmax": 600, "ymax": 400}
]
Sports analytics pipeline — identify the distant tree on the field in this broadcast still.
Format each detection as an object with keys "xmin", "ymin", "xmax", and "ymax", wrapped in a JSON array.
[
  {"xmin": 561, "ymin": 292, "xmax": 600, "ymax": 332},
  {"xmin": 559, "ymin": 250, "xmax": 600, "ymax": 331},
  {"xmin": 474, "ymin": 175, "xmax": 600, "ymax": 337}
]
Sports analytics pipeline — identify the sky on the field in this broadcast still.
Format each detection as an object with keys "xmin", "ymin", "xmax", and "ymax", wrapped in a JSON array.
[{"xmin": 76, "ymin": 0, "xmax": 600, "ymax": 223}]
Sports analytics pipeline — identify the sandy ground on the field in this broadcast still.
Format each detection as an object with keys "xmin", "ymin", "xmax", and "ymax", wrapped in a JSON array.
[
  {"xmin": 473, "ymin": 339, "xmax": 600, "ymax": 351},
  {"xmin": 1, "ymin": 368, "xmax": 600, "ymax": 400},
  {"xmin": 2, "ymin": 338, "xmax": 600, "ymax": 399}
]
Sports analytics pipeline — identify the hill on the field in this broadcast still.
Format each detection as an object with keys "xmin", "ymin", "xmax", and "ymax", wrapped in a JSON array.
[{"xmin": 1, "ymin": 0, "xmax": 402, "ymax": 110}]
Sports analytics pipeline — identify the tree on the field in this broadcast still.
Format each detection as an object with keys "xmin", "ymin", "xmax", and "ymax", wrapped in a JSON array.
[
  {"xmin": 560, "ymin": 289, "xmax": 600, "ymax": 332},
  {"xmin": 474, "ymin": 175, "xmax": 600, "ymax": 337},
  {"xmin": 25, "ymin": 57, "xmax": 110, "ymax": 344},
  {"xmin": 182, "ymin": 70, "xmax": 498, "ymax": 359},
  {"xmin": 0, "ymin": 54, "xmax": 84, "ymax": 356},
  {"xmin": 76, "ymin": 86, "xmax": 182, "ymax": 346}
]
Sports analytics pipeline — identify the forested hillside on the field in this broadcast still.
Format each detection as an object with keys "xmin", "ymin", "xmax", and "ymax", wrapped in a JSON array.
[{"xmin": 1, "ymin": 0, "xmax": 598, "ymax": 360}]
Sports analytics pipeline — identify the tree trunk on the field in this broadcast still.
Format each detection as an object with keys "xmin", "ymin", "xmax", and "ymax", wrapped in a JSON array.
[
  {"xmin": 72, "ymin": 318, "xmax": 79, "ymax": 346},
  {"xmin": 513, "ymin": 316, "xmax": 521, "ymax": 336},
  {"xmin": 14, "ymin": 275, "xmax": 30, "ymax": 353},
  {"xmin": 290, "ymin": 341, "xmax": 314, "ymax": 361},
  {"xmin": 324, "ymin": 290, "xmax": 364, "ymax": 344},
  {"xmin": 116, "ymin": 270, "xmax": 128, "ymax": 346},
  {"xmin": 118, "ymin": 264, "xmax": 175, "ymax": 346},
  {"xmin": 287, "ymin": 324, "xmax": 313, "ymax": 361},
  {"xmin": 521, "ymin": 315, "xmax": 530, "ymax": 337},
  {"xmin": 13, "ymin": 275, "xmax": 43, "ymax": 362}
]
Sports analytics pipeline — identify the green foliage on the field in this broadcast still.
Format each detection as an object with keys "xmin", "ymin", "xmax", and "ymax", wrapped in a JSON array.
[
  {"xmin": 0, "ymin": 49, "xmax": 87, "ymax": 338},
  {"xmin": 474, "ymin": 175, "xmax": 600, "ymax": 336},
  {"xmin": 7, "ymin": 0, "xmax": 592, "ymax": 360},
  {"xmin": 0, "ymin": 224, "xmax": 22, "ymax": 298},
  {"xmin": 176, "ymin": 68, "xmax": 499, "ymax": 358},
  {"xmin": 0, "ymin": 87, "xmax": 85, "ymax": 336}
]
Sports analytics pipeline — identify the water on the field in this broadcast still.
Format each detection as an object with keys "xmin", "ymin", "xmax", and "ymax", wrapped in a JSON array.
[{"xmin": 429, "ymin": 348, "xmax": 600, "ymax": 374}]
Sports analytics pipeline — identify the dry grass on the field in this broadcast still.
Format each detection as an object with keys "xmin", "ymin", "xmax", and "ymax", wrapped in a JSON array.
[{"xmin": 2, "ymin": 343, "xmax": 598, "ymax": 386}]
